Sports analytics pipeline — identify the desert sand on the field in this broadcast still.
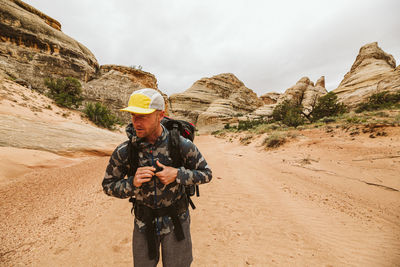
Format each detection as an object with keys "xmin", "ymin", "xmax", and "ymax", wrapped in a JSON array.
[{"xmin": 1, "ymin": 127, "xmax": 399, "ymax": 266}]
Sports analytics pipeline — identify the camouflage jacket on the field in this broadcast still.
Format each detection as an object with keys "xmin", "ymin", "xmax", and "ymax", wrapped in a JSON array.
[{"xmin": 102, "ymin": 123, "xmax": 212, "ymax": 235}]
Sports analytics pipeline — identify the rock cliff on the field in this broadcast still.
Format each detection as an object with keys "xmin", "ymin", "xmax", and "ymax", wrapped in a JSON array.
[
  {"xmin": 169, "ymin": 73, "xmax": 263, "ymax": 132},
  {"xmin": 0, "ymin": 0, "xmax": 99, "ymax": 91},
  {"xmin": 83, "ymin": 65, "xmax": 166, "ymax": 123},
  {"xmin": 333, "ymin": 42, "xmax": 400, "ymax": 107}
]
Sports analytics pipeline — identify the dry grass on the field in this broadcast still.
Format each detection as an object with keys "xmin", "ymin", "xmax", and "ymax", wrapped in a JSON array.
[{"xmin": 262, "ymin": 133, "xmax": 287, "ymax": 149}]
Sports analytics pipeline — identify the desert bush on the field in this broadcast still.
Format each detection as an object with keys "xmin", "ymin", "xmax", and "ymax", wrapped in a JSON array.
[
  {"xmin": 309, "ymin": 92, "xmax": 347, "ymax": 122},
  {"xmin": 237, "ymin": 119, "xmax": 267, "ymax": 131},
  {"xmin": 356, "ymin": 91, "xmax": 400, "ymax": 113},
  {"xmin": 262, "ymin": 134, "xmax": 286, "ymax": 148},
  {"xmin": 272, "ymin": 100, "xmax": 305, "ymax": 127},
  {"xmin": 346, "ymin": 116, "xmax": 362, "ymax": 124},
  {"xmin": 44, "ymin": 77, "xmax": 83, "ymax": 108},
  {"xmin": 84, "ymin": 102, "xmax": 119, "ymax": 129}
]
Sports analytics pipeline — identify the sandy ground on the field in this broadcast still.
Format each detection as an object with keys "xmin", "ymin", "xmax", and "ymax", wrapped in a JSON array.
[{"xmin": 1, "ymin": 127, "xmax": 400, "ymax": 266}]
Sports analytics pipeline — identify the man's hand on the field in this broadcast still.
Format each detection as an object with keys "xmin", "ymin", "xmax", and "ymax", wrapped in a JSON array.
[
  {"xmin": 133, "ymin": 166, "xmax": 155, "ymax": 187},
  {"xmin": 155, "ymin": 160, "xmax": 178, "ymax": 185}
]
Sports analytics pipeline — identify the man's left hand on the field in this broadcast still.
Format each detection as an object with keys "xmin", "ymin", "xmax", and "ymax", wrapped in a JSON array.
[{"xmin": 155, "ymin": 160, "xmax": 178, "ymax": 185}]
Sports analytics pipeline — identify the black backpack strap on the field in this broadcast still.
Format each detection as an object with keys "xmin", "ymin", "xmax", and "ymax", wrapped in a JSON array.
[
  {"xmin": 127, "ymin": 140, "xmax": 140, "ymax": 210},
  {"xmin": 169, "ymin": 122, "xmax": 182, "ymax": 167},
  {"xmin": 167, "ymin": 125, "xmax": 198, "ymax": 209}
]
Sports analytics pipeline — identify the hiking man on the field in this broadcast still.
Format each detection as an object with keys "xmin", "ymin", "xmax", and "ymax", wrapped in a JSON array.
[{"xmin": 102, "ymin": 88, "xmax": 212, "ymax": 266}]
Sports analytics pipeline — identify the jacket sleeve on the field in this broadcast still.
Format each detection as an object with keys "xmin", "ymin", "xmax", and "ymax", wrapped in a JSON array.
[
  {"xmin": 175, "ymin": 137, "xmax": 212, "ymax": 186},
  {"xmin": 102, "ymin": 141, "xmax": 135, "ymax": 199}
]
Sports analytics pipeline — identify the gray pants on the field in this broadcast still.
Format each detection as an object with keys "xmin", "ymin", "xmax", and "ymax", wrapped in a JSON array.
[{"xmin": 132, "ymin": 218, "xmax": 193, "ymax": 267}]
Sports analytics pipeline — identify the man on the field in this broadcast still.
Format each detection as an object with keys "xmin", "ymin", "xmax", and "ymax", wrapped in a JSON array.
[{"xmin": 102, "ymin": 88, "xmax": 212, "ymax": 267}]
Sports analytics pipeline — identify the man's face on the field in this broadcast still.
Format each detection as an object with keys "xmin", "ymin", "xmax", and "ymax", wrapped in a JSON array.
[{"xmin": 131, "ymin": 111, "xmax": 163, "ymax": 139}]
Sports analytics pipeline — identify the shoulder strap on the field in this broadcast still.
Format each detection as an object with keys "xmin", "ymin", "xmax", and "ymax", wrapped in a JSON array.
[
  {"xmin": 127, "ymin": 140, "xmax": 139, "ymax": 208},
  {"xmin": 168, "ymin": 123, "xmax": 183, "ymax": 168},
  {"xmin": 127, "ymin": 140, "xmax": 139, "ymax": 177},
  {"xmin": 167, "ymin": 126, "xmax": 198, "ymax": 209}
]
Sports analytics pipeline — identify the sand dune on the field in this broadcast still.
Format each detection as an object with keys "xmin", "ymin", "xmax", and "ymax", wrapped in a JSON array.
[{"xmin": 1, "ymin": 128, "xmax": 399, "ymax": 266}]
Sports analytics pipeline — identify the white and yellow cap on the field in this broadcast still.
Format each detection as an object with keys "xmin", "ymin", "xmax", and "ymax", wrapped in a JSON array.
[{"xmin": 120, "ymin": 88, "xmax": 165, "ymax": 114}]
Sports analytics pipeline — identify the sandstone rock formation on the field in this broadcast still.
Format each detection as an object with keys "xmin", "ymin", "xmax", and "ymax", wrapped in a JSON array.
[
  {"xmin": 0, "ymin": 76, "xmax": 124, "ymax": 155},
  {"xmin": 260, "ymin": 92, "xmax": 281, "ymax": 104},
  {"xmin": 277, "ymin": 76, "xmax": 328, "ymax": 115},
  {"xmin": 249, "ymin": 92, "xmax": 281, "ymax": 118},
  {"xmin": 169, "ymin": 73, "xmax": 263, "ymax": 132},
  {"xmin": 333, "ymin": 42, "xmax": 400, "ymax": 107},
  {"xmin": 250, "ymin": 104, "xmax": 277, "ymax": 118},
  {"xmin": 0, "ymin": 0, "xmax": 99, "ymax": 91},
  {"xmin": 83, "ymin": 65, "xmax": 166, "ymax": 123}
]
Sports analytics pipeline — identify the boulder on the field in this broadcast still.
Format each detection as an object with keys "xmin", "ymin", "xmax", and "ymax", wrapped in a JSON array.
[
  {"xmin": 332, "ymin": 42, "xmax": 400, "ymax": 107},
  {"xmin": 169, "ymin": 73, "xmax": 263, "ymax": 132},
  {"xmin": 0, "ymin": 0, "xmax": 99, "ymax": 92}
]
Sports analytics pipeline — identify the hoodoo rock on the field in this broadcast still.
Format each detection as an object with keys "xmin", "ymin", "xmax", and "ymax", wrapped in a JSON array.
[
  {"xmin": 83, "ymin": 65, "xmax": 164, "ymax": 123},
  {"xmin": 0, "ymin": 0, "xmax": 99, "ymax": 91},
  {"xmin": 169, "ymin": 73, "xmax": 263, "ymax": 132},
  {"xmin": 277, "ymin": 76, "xmax": 328, "ymax": 115},
  {"xmin": 333, "ymin": 42, "xmax": 400, "ymax": 107}
]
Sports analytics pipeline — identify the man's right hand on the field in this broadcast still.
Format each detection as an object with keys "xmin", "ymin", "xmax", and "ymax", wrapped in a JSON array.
[{"xmin": 133, "ymin": 166, "xmax": 156, "ymax": 187}]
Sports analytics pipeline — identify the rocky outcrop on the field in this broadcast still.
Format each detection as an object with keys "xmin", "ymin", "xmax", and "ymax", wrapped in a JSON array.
[
  {"xmin": 0, "ymin": 0, "xmax": 99, "ymax": 92},
  {"xmin": 277, "ymin": 76, "xmax": 328, "ymax": 115},
  {"xmin": 169, "ymin": 73, "xmax": 263, "ymax": 132},
  {"xmin": 249, "ymin": 92, "xmax": 281, "ymax": 118},
  {"xmin": 0, "ymin": 76, "xmax": 124, "ymax": 155},
  {"xmin": 250, "ymin": 104, "xmax": 277, "ymax": 118},
  {"xmin": 333, "ymin": 42, "xmax": 400, "ymax": 107},
  {"xmin": 83, "ymin": 65, "xmax": 164, "ymax": 123},
  {"xmin": 260, "ymin": 92, "xmax": 280, "ymax": 104}
]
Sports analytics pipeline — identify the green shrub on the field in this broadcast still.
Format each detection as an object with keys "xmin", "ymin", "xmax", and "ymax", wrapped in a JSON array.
[
  {"xmin": 283, "ymin": 107, "xmax": 304, "ymax": 127},
  {"xmin": 44, "ymin": 77, "xmax": 83, "ymax": 108},
  {"xmin": 356, "ymin": 91, "xmax": 400, "ymax": 113},
  {"xmin": 272, "ymin": 100, "xmax": 305, "ymax": 127},
  {"xmin": 84, "ymin": 102, "xmax": 119, "ymax": 129},
  {"xmin": 310, "ymin": 92, "xmax": 347, "ymax": 122}
]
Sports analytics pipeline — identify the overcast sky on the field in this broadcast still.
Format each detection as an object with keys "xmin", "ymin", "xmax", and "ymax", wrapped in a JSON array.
[{"xmin": 23, "ymin": 0, "xmax": 400, "ymax": 96}]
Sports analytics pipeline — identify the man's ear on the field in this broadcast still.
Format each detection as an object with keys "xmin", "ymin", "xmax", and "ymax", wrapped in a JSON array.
[{"xmin": 158, "ymin": 111, "xmax": 165, "ymax": 122}]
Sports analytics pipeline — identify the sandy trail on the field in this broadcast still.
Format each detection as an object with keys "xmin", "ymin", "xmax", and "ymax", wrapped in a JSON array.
[{"xmin": 1, "ymin": 132, "xmax": 400, "ymax": 266}]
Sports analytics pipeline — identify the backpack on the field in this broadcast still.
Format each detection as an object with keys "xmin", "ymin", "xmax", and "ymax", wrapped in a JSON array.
[{"xmin": 127, "ymin": 116, "xmax": 200, "ymax": 210}]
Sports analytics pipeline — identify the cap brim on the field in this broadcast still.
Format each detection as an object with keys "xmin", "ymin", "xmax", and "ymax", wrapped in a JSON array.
[{"xmin": 120, "ymin": 106, "xmax": 156, "ymax": 114}]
